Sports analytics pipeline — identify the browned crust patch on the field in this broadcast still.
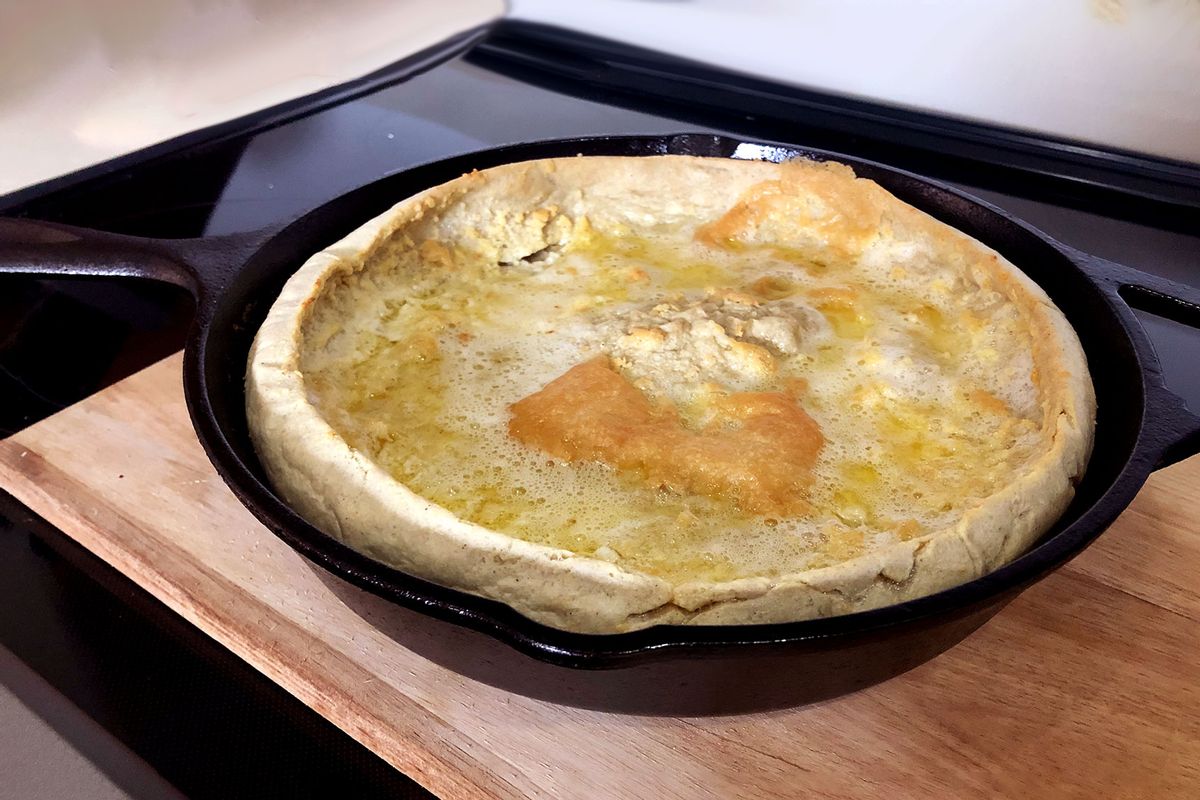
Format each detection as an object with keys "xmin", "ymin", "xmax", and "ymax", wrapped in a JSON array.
[{"xmin": 507, "ymin": 357, "xmax": 823, "ymax": 515}]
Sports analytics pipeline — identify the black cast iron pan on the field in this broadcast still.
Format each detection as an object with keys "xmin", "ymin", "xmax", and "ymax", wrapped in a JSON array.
[{"xmin": 4, "ymin": 134, "xmax": 1200, "ymax": 713}]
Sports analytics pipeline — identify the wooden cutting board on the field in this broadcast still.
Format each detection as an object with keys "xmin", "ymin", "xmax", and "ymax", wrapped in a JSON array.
[{"xmin": 1, "ymin": 353, "xmax": 1197, "ymax": 799}]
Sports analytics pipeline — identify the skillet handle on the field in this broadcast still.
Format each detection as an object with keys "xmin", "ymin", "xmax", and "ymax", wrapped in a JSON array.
[
  {"xmin": 1076, "ymin": 251, "xmax": 1200, "ymax": 468},
  {"xmin": 0, "ymin": 217, "xmax": 277, "ymax": 308},
  {"xmin": 0, "ymin": 218, "xmax": 196, "ymax": 292}
]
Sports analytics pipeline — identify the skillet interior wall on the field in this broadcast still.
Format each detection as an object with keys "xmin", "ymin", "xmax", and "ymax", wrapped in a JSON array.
[{"xmin": 854, "ymin": 166, "xmax": 1142, "ymax": 545}]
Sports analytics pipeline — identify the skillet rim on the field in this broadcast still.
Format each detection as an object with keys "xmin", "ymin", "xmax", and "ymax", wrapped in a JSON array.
[{"xmin": 180, "ymin": 133, "xmax": 1170, "ymax": 668}]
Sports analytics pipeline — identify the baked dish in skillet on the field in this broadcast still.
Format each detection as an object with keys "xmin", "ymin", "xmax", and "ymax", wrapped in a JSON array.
[{"xmin": 246, "ymin": 155, "xmax": 1095, "ymax": 633}]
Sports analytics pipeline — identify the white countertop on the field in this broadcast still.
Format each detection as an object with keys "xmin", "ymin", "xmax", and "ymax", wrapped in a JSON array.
[{"xmin": 0, "ymin": 0, "xmax": 504, "ymax": 197}]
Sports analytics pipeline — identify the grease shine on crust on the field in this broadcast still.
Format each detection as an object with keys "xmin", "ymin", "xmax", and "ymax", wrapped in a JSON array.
[{"xmin": 246, "ymin": 156, "xmax": 1095, "ymax": 633}]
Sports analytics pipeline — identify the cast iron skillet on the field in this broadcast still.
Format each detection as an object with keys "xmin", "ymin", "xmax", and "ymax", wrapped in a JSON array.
[{"xmin": 4, "ymin": 134, "xmax": 1200, "ymax": 712}]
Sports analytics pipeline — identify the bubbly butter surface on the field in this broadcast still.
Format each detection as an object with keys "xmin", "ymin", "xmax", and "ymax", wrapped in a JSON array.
[{"xmin": 304, "ymin": 226, "xmax": 1041, "ymax": 585}]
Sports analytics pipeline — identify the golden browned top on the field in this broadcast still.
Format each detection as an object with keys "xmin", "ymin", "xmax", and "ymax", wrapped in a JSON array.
[
  {"xmin": 697, "ymin": 160, "xmax": 885, "ymax": 262},
  {"xmin": 508, "ymin": 357, "xmax": 823, "ymax": 516}
]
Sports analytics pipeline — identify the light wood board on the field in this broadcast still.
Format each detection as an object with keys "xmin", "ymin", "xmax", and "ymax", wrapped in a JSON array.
[{"xmin": 0, "ymin": 353, "xmax": 1197, "ymax": 799}]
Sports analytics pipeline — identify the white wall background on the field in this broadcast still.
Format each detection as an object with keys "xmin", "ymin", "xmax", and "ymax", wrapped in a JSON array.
[{"xmin": 513, "ymin": 0, "xmax": 1200, "ymax": 165}]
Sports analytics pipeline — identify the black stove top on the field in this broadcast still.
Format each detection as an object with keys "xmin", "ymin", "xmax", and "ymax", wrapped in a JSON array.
[{"xmin": 2, "ymin": 21, "xmax": 1198, "ymax": 798}]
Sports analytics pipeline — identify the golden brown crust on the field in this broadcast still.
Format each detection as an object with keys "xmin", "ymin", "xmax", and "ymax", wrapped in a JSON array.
[
  {"xmin": 246, "ymin": 155, "xmax": 1096, "ymax": 633},
  {"xmin": 507, "ymin": 357, "xmax": 823, "ymax": 516}
]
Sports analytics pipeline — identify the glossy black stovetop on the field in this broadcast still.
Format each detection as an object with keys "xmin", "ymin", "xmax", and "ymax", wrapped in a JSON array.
[{"xmin": 1, "ymin": 20, "xmax": 1198, "ymax": 798}]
